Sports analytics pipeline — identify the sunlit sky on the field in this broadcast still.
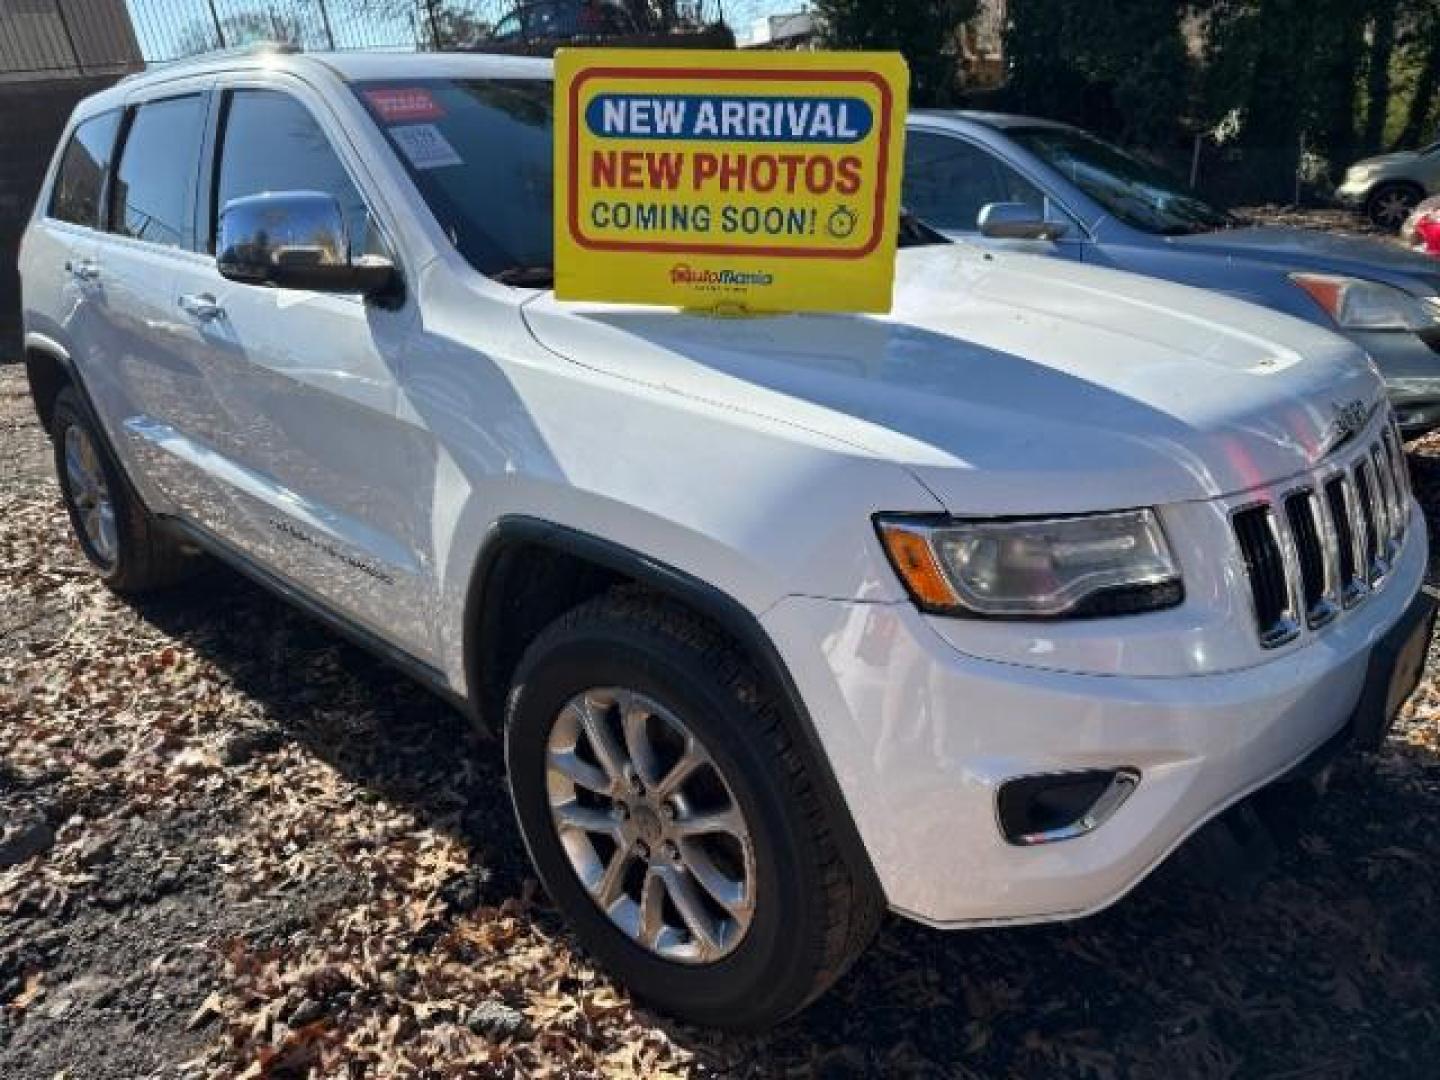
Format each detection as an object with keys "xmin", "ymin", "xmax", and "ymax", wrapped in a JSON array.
[{"xmin": 724, "ymin": 1, "xmax": 813, "ymax": 41}]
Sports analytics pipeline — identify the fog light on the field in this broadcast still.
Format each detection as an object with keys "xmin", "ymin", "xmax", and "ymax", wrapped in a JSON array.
[{"xmin": 997, "ymin": 768, "xmax": 1140, "ymax": 846}]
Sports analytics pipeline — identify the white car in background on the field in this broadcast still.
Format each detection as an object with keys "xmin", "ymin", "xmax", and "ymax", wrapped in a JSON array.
[{"xmin": 18, "ymin": 48, "xmax": 1434, "ymax": 1029}]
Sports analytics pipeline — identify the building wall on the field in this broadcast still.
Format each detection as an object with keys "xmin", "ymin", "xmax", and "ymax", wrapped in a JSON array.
[
  {"xmin": 0, "ymin": 0, "xmax": 141, "ymax": 82},
  {"xmin": 0, "ymin": 74, "xmax": 125, "ymax": 360},
  {"xmin": 0, "ymin": 0, "xmax": 140, "ymax": 358}
]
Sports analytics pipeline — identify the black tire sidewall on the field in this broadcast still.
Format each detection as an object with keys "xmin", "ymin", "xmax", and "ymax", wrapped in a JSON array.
[
  {"xmin": 506, "ymin": 624, "xmax": 831, "ymax": 1027},
  {"xmin": 51, "ymin": 390, "xmax": 129, "ymax": 579},
  {"xmin": 1368, "ymin": 182, "xmax": 1422, "ymax": 230}
]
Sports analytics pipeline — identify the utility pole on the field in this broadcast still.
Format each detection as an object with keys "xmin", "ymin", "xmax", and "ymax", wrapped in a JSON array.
[
  {"xmin": 316, "ymin": 0, "xmax": 337, "ymax": 50},
  {"xmin": 424, "ymin": 0, "xmax": 443, "ymax": 50},
  {"xmin": 207, "ymin": 0, "xmax": 227, "ymax": 48}
]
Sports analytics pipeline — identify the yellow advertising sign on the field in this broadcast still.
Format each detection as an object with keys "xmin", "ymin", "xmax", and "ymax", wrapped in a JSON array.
[{"xmin": 554, "ymin": 49, "xmax": 909, "ymax": 313}]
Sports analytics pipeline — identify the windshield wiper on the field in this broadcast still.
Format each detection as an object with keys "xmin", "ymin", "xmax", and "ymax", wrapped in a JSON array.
[
  {"xmin": 492, "ymin": 265, "xmax": 555, "ymax": 288},
  {"xmin": 899, "ymin": 211, "xmax": 949, "ymax": 248}
]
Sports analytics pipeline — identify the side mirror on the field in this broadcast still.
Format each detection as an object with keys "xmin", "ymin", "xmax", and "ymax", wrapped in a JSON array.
[
  {"xmin": 978, "ymin": 202, "xmax": 1069, "ymax": 242},
  {"xmin": 217, "ymin": 191, "xmax": 400, "ymax": 302}
]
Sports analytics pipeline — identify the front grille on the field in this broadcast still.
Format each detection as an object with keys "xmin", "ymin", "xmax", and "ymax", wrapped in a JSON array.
[{"xmin": 1233, "ymin": 423, "xmax": 1412, "ymax": 648}]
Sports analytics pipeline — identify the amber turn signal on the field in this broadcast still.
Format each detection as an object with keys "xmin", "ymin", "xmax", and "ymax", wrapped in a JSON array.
[{"xmin": 876, "ymin": 522, "xmax": 958, "ymax": 609}]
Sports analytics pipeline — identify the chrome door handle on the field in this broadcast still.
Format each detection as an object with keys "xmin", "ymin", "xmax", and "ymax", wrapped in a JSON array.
[
  {"xmin": 178, "ymin": 293, "xmax": 225, "ymax": 321},
  {"xmin": 65, "ymin": 259, "xmax": 99, "ymax": 282}
]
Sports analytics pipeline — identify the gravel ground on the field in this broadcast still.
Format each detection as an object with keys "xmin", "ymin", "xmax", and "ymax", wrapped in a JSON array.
[{"xmin": 5, "ymin": 214, "xmax": 1440, "ymax": 1077}]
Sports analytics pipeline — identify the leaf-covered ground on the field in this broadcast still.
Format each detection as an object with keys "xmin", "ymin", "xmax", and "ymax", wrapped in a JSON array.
[{"xmin": 4, "ymin": 263, "xmax": 1440, "ymax": 1073}]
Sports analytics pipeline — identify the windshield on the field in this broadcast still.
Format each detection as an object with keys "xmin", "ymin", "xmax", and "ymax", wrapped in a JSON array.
[
  {"xmin": 356, "ymin": 78, "xmax": 556, "ymax": 279},
  {"xmin": 356, "ymin": 76, "xmax": 943, "ymax": 286},
  {"xmin": 1008, "ymin": 125, "xmax": 1236, "ymax": 236}
]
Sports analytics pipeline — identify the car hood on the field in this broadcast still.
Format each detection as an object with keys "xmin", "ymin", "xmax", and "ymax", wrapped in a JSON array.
[
  {"xmin": 1351, "ymin": 151, "xmax": 1421, "ymax": 170},
  {"xmin": 521, "ymin": 245, "xmax": 1385, "ymax": 515},
  {"xmin": 1172, "ymin": 226, "xmax": 1440, "ymax": 293}
]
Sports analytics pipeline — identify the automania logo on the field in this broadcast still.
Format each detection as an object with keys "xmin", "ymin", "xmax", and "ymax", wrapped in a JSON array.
[{"xmin": 670, "ymin": 264, "xmax": 775, "ymax": 287}]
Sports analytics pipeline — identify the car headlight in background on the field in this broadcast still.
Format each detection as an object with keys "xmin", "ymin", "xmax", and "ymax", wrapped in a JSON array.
[
  {"xmin": 1291, "ymin": 273, "xmax": 1439, "ymax": 332},
  {"xmin": 876, "ymin": 510, "xmax": 1183, "ymax": 619}
]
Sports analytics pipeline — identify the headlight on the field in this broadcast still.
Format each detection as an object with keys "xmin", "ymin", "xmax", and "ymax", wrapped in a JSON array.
[
  {"xmin": 1291, "ymin": 273, "xmax": 1438, "ymax": 332},
  {"xmin": 876, "ymin": 510, "xmax": 1183, "ymax": 619}
]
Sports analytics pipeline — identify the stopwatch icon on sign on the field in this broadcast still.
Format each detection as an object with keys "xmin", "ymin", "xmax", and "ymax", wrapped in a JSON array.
[{"xmin": 827, "ymin": 206, "xmax": 858, "ymax": 240}]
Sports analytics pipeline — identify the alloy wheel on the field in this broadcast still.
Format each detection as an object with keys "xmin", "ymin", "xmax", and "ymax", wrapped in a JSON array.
[
  {"xmin": 1373, "ymin": 188, "xmax": 1419, "ymax": 229},
  {"xmin": 63, "ymin": 424, "xmax": 118, "ymax": 567},
  {"xmin": 545, "ymin": 687, "xmax": 756, "ymax": 964}
]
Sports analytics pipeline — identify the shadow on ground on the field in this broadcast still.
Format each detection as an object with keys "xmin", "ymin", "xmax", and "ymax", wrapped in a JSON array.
[{"xmin": 117, "ymin": 525, "xmax": 1440, "ymax": 1078}]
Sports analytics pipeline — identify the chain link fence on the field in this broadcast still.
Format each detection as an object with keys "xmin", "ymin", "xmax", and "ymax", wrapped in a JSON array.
[{"xmin": 127, "ymin": 1, "xmax": 728, "ymax": 61}]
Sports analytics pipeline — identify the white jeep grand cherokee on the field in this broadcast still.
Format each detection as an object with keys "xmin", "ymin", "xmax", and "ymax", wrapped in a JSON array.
[{"xmin": 18, "ymin": 49, "xmax": 1435, "ymax": 1029}]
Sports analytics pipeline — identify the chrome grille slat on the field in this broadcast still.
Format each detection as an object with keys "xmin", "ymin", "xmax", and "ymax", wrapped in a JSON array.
[
  {"xmin": 1381, "ymin": 429, "xmax": 1409, "ymax": 541},
  {"xmin": 1325, "ymin": 476, "xmax": 1364, "ymax": 607},
  {"xmin": 1353, "ymin": 459, "xmax": 1383, "ymax": 581},
  {"xmin": 1271, "ymin": 503, "xmax": 1306, "ymax": 636},
  {"xmin": 1372, "ymin": 444, "xmax": 1400, "ymax": 558},
  {"xmin": 1312, "ymin": 483, "xmax": 1343, "ymax": 617},
  {"xmin": 1234, "ymin": 425, "xmax": 1411, "ymax": 648},
  {"xmin": 1390, "ymin": 424, "xmax": 1411, "ymax": 500},
  {"xmin": 1234, "ymin": 504, "xmax": 1300, "ymax": 647},
  {"xmin": 1285, "ymin": 488, "xmax": 1338, "ymax": 627}
]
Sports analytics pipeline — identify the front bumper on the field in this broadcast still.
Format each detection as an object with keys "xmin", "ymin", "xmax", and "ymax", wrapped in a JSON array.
[
  {"xmin": 761, "ymin": 504, "xmax": 1428, "ymax": 928},
  {"xmin": 1334, "ymin": 179, "xmax": 1374, "ymax": 208}
]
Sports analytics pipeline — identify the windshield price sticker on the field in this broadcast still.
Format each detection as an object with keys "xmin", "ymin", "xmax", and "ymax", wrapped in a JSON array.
[
  {"xmin": 555, "ymin": 49, "xmax": 909, "ymax": 313},
  {"xmin": 364, "ymin": 87, "xmax": 445, "ymax": 124}
]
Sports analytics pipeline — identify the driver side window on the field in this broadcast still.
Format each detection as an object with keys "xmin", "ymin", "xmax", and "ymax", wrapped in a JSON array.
[
  {"xmin": 212, "ymin": 88, "xmax": 376, "ymax": 258},
  {"xmin": 903, "ymin": 131, "xmax": 1055, "ymax": 233}
]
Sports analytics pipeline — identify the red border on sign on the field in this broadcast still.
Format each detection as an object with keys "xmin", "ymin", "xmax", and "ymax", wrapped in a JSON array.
[{"xmin": 567, "ymin": 67, "xmax": 894, "ymax": 259}]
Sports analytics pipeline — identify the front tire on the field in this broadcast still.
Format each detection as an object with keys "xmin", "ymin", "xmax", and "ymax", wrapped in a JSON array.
[
  {"xmin": 51, "ymin": 387, "xmax": 198, "ymax": 593},
  {"xmin": 504, "ymin": 591, "xmax": 881, "ymax": 1029},
  {"xmin": 1366, "ymin": 181, "xmax": 1423, "ymax": 231}
]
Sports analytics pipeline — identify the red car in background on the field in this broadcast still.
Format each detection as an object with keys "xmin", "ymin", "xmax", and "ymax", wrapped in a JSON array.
[{"xmin": 1402, "ymin": 197, "xmax": 1440, "ymax": 256}]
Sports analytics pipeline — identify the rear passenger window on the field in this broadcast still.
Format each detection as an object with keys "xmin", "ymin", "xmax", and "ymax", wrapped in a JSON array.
[
  {"xmin": 213, "ymin": 89, "xmax": 372, "ymax": 257},
  {"xmin": 49, "ymin": 111, "xmax": 120, "ymax": 229},
  {"xmin": 110, "ymin": 95, "xmax": 206, "ymax": 249}
]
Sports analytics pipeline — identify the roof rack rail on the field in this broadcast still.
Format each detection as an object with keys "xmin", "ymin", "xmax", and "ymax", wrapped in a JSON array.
[
  {"xmin": 136, "ymin": 39, "xmax": 302, "ymax": 73},
  {"xmin": 209, "ymin": 39, "xmax": 303, "ymax": 58}
]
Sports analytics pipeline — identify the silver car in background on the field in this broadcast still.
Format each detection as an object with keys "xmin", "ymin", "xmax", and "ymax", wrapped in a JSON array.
[
  {"xmin": 1337, "ymin": 141, "xmax": 1440, "ymax": 231},
  {"xmin": 906, "ymin": 112, "xmax": 1440, "ymax": 436}
]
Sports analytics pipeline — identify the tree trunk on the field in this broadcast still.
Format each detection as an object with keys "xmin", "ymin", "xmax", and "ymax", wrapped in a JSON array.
[
  {"xmin": 1315, "ymin": 1, "xmax": 1366, "ymax": 173},
  {"xmin": 622, "ymin": 1, "xmax": 656, "ymax": 31},
  {"xmin": 1364, "ymin": 0, "xmax": 1398, "ymax": 152},
  {"xmin": 1395, "ymin": 28, "xmax": 1440, "ymax": 148}
]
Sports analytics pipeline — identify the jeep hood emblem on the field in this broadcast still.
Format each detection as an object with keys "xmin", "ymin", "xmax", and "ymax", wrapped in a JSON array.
[{"xmin": 1323, "ymin": 398, "xmax": 1377, "ymax": 457}]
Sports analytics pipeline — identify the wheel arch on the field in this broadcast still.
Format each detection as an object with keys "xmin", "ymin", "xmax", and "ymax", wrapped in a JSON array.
[
  {"xmin": 22, "ymin": 333, "xmax": 78, "ymax": 433},
  {"xmin": 463, "ymin": 515, "xmax": 882, "ymax": 897},
  {"xmin": 1372, "ymin": 177, "xmax": 1427, "ymax": 196}
]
